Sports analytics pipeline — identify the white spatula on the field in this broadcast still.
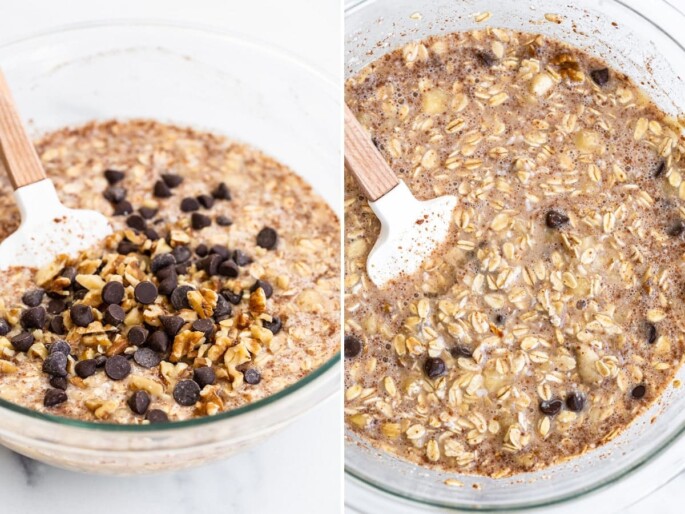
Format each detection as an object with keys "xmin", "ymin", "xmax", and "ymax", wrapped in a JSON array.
[
  {"xmin": 344, "ymin": 104, "xmax": 457, "ymax": 288},
  {"xmin": 0, "ymin": 70, "xmax": 111, "ymax": 270}
]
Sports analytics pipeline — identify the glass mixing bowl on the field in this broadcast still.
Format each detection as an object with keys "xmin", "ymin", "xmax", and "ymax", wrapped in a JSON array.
[
  {"xmin": 345, "ymin": 0, "xmax": 685, "ymax": 511},
  {"xmin": 0, "ymin": 20, "xmax": 340, "ymax": 475}
]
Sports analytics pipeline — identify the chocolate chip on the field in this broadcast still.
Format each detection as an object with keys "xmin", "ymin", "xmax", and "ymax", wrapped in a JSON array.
[
  {"xmin": 210, "ymin": 244, "xmax": 231, "ymax": 259},
  {"xmin": 158, "ymin": 275, "xmax": 179, "ymax": 296},
  {"xmin": 161, "ymin": 173, "xmax": 183, "ymax": 188},
  {"xmin": 667, "ymin": 220, "xmax": 685, "ymax": 237},
  {"xmin": 197, "ymin": 254, "xmax": 221, "ymax": 276},
  {"xmin": 127, "ymin": 325, "xmax": 149, "ymax": 346},
  {"xmin": 344, "ymin": 335, "xmax": 362, "ymax": 358},
  {"xmin": 146, "ymin": 409, "xmax": 169, "ymax": 423},
  {"xmin": 75, "ymin": 359, "xmax": 97, "ymax": 378},
  {"xmin": 127, "ymin": 390, "xmax": 150, "ymax": 415},
  {"xmin": 216, "ymin": 215, "xmax": 232, "ymax": 226},
  {"xmin": 94, "ymin": 355, "xmax": 107, "ymax": 367},
  {"xmin": 105, "ymin": 354, "xmax": 131, "ymax": 380},
  {"xmin": 424, "ymin": 357, "xmax": 446, "ymax": 379},
  {"xmin": 104, "ymin": 169, "xmax": 125, "ymax": 184},
  {"xmin": 104, "ymin": 304, "xmax": 126, "ymax": 326},
  {"xmin": 117, "ymin": 240, "xmax": 138, "ymax": 254},
  {"xmin": 145, "ymin": 228, "xmax": 160, "ymax": 241},
  {"xmin": 104, "ymin": 186, "xmax": 127, "ymax": 203},
  {"xmin": 21, "ymin": 306, "xmax": 46, "ymax": 330},
  {"xmin": 49, "ymin": 376, "xmax": 68, "ymax": 390},
  {"xmin": 211, "ymin": 182, "xmax": 231, "ymax": 200},
  {"xmin": 631, "ymin": 384, "xmax": 646, "ymax": 399},
  {"xmin": 197, "ymin": 194, "xmax": 215, "ymax": 209},
  {"xmin": 566, "ymin": 392, "xmax": 586, "ymax": 412},
  {"xmin": 654, "ymin": 160, "xmax": 666, "ymax": 178},
  {"xmin": 139, "ymin": 206, "xmax": 158, "ymax": 220},
  {"xmin": 49, "ymin": 340, "xmax": 71, "ymax": 355},
  {"xmin": 158, "ymin": 265, "xmax": 178, "ymax": 281},
  {"xmin": 11, "ymin": 332, "xmax": 34, "ymax": 352},
  {"xmin": 195, "ymin": 244, "xmax": 208, "ymax": 257},
  {"xmin": 44, "ymin": 388, "xmax": 67, "ymax": 407},
  {"xmin": 151, "ymin": 253, "xmax": 176, "ymax": 274},
  {"xmin": 646, "ymin": 322, "xmax": 657, "ymax": 344},
  {"xmin": 221, "ymin": 289, "xmax": 242, "ymax": 305},
  {"xmin": 476, "ymin": 50, "xmax": 497, "ymax": 67},
  {"xmin": 545, "ymin": 210, "xmax": 570, "ymax": 229},
  {"xmin": 172, "ymin": 246, "xmax": 191, "ymax": 264},
  {"xmin": 539, "ymin": 398, "xmax": 563, "ymax": 416},
  {"xmin": 46, "ymin": 298, "xmax": 67, "ymax": 314},
  {"xmin": 250, "ymin": 280, "xmax": 273, "ymax": 298},
  {"xmin": 191, "ymin": 212, "xmax": 211, "ymax": 230},
  {"xmin": 213, "ymin": 295, "xmax": 232, "ymax": 321},
  {"xmin": 147, "ymin": 330, "xmax": 170, "ymax": 353},
  {"xmin": 173, "ymin": 379, "xmax": 201, "ymax": 406},
  {"xmin": 218, "ymin": 260, "xmax": 239, "ymax": 278},
  {"xmin": 263, "ymin": 316, "xmax": 282, "ymax": 335},
  {"xmin": 61, "ymin": 266, "xmax": 77, "ymax": 285},
  {"xmin": 193, "ymin": 366, "xmax": 216, "ymax": 388},
  {"xmin": 126, "ymin": 214, "xmax": 147, "ymax": 231},
  {"xmin": 22, "ymin": 289, "xmax": 45, "ymax": 307},
  {"xmin": 102, "ymin": 281, "xmax": 125, "ymax": 305},
  {"xmin": 180, "ymin": 197, "xmax": 200, "ymax": 212},
  {"xmin": 191, "ymin": 318, "xmax": 215, "ymax": 341},
  {"xmin": 43, "ymin": 352, "xmax": 68, "ymax": 377},
  {"xmin": 590, "ymin": 67, "xmax": 609, "ymax": 86},
  {"xmin": 233, "ymin": 250, "xmax": 252, "ymax": 266},
  {"xmin": 449, "ymin": 345, "xmax": 473, "ymax": 359},
  {"xmin": 113, "ymin": 200, "xmax": 134, "ymax": 216},
  {"xmin": 170, "ymin": 285, "xmax": 194, "ymax": 311},
  {"xmin": 70, "ymin": 304, "xmax": 94, "ymax": 327},
  {"xmin": 134, "ymin": 281, "xmax": 158, "ymax": 304},
  {"xmin": 153, "ymin": 179, "xmax": 172, "ymax": 198},
  {"xmin": 50, "ymin": 315, "xmax": 66, "ymax": 335},
  {"xmin": 73, "ymin": 289, "xmax": 88, "ymax": 301},
  {"xmin": 256, "ymin": 227, "xmax": 278, "ymax": 249},
  {"xmin": 134, "ymin": 347, "xmax": 162, "ymax": 368},
  {"xmin": 159, "ymin": 316, "xmax": 185, "ymax": 337},
  {"xmin": 244, "ymin": 368, "xmax": 261, "ymax": 385},
  {"xmin": 0, "ymin": 318, "xmax": 9, "ymax": 336}
]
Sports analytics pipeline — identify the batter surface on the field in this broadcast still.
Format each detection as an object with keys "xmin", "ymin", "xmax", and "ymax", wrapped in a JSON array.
[
  {"xmin": 0, "ymin": 119, "xmax": 340, "ymax": 423},
  {"xmin": 345, "ymin": 29, "xmax": 685, "ymax": 476}
]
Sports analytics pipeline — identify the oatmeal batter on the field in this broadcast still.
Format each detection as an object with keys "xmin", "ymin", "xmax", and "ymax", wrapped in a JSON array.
[
  {"xmin": 345, "ymin": 29, "xmax": 685, "ymax": 476},
  {"xmin": 0, "ymin": 119, "xmax": 340, "ymax": 423}
]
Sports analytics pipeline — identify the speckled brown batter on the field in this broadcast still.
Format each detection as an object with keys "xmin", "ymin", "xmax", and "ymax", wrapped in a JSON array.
[
  {"xmin": 0, "ymin": 119, "xmax": 340, "ymax": 423},
  {"xmin": 345, "ymin": 29, "xmax": 685, "ymax": 476}
]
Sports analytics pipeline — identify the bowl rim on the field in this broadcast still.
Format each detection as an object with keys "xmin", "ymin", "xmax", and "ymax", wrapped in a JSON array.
[
  {"xmin": 343, "ymin": 0, "xmax": 685, "ymax": 510},
  {"xmin": 0, "ymin": 19, "xmax": 341, "ymax": 432}
]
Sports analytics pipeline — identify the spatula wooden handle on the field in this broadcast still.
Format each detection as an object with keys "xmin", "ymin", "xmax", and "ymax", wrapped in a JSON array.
[
  {"xmin": 0, "ymin": 70, "xmax": 46, "ymax": 190},
  {"xmin": 344, "ymin": 103, "xmax": 399, "ymax": 202}
]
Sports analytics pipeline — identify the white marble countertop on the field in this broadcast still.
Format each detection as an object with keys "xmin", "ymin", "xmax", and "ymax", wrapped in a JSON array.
[
  {"xmin": 0, "ymin": 394, "xmax": 341, "ymax": 513},
  {"xmin": 0, "ymin": 1, "xmax": 341, "ymax": 513}
]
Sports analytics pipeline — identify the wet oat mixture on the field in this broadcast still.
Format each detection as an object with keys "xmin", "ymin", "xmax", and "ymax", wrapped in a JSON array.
[
  {"xmin": 345, "ymin": 29, "xmax": 685, "ymax": 476},
  {"xmin": 0, "ymin": 119, "xmax": 340, "ymax": 423}
]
